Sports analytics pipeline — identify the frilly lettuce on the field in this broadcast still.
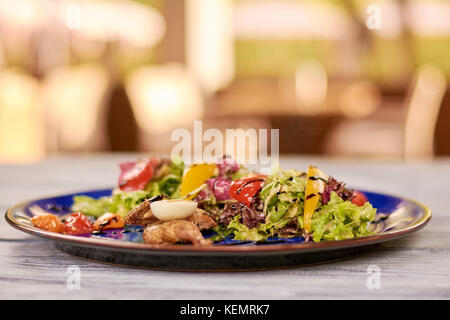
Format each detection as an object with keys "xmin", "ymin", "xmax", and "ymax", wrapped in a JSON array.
[
  {"xmin": 310, "ymin": 192, "xmax": 376, "ymax": 242},
  {"xmin": 215, "ymin": 169, "xmax": 308, "ymax": 242},
  {"xmin": 260, "ymin": 169, "xmax": 306, "ymax": 229},
  {"xmin": 71, "ymin": 190, "xmax": 150, "ymax": 218},
  {"xmin": 227, "ymin": 215, "xmax": 270, "ymax": 241},
  {"xmin": 146, "ymin": 159, "xmax": 184, "ymax": 198},
  {"xmin": 227, "ymin": 169, "xmax": 376, "ymax": 243}
]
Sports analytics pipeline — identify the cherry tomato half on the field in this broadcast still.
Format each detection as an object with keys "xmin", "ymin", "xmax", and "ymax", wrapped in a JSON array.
[
  {"xmin": 229, "ymin": 176, "xmax": 266, "ymax": 207},
  {"xmin": 64, "ymin": 212, "xmax": 94, "ymax": 235},
  {"xmin": 118, "ymin": 158, "xmax": 158, "ymax": 191},
  {"xmin": 351, "ymin": 191, "xmax": 368, "ymax": 207}
]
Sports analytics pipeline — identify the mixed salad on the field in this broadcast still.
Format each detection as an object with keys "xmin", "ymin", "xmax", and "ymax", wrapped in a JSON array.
[{"xmin": 31, "ymin": 156, "xmax": 377, "ymax": 244}]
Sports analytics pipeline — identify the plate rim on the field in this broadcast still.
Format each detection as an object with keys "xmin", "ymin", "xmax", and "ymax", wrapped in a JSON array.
[{"xmin": 4, "ymin": 188, "xmax": 432, "ymax": 255}]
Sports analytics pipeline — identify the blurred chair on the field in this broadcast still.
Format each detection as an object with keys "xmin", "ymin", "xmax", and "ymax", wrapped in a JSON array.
[
  {"xmin": 324, "ymin": 64, "xmax": 447, "ymax": 159},
  {"xmin": 404, "ymin": 65, "xmax": 447, "ymax": 158}
]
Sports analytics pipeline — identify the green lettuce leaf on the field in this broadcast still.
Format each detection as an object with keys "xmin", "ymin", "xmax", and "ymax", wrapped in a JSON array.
[
  {"xmin": 71, "ymin": 190, "xmax": 150, "ymax": 218},
  {"xmin": 71, "ymin": 195, "xmax": 111, "ymax": 217},
  {"xmin": 227, "ymin": 215, "xmax": 270, "ymax": 241},
  {"xmin": 146, "ymin": 160, "xmax": 184, "ymax": 198},
  {"xmin": 310, "ymin": 192, "xmax": 376, "ymax": 242},
  {"xmin": 259, "ymin": 169, "xmax": 306, "ymax": 232}
]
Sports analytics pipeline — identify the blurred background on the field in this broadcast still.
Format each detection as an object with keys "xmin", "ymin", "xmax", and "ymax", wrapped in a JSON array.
[{"xmin": 0, "ymin": 0, "xmax": 449, "ymax": 163}]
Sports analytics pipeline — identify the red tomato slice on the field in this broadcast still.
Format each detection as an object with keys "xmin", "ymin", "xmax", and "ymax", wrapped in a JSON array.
[
  {"xmin": 118, "ymin": 158, "xmax": 158, "ymax": 191},
  {"xmin": 351, "ymin": 191, "xmax": 368, "ymax": 207},
  {"xmin": 229, "ymin": 176, "xmax": 266, "ymax": 207},
  {"xmin": 64, "ymin": 212, "xmax": 94, "ymax": 235}
]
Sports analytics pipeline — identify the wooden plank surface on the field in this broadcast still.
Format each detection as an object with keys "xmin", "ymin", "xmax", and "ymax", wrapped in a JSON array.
[{"xmin": 1, "ymin": 154, "xmax": 449, "ymax": 299}]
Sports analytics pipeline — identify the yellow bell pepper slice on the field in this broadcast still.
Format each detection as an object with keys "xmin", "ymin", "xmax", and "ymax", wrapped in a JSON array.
[
  {"xmin": 181, "ymin": 163, "xmax": 217, "ymax": 199},
  {"xmin": 303, "ymin": 165, "xmax": 328, "ymax": 233}
]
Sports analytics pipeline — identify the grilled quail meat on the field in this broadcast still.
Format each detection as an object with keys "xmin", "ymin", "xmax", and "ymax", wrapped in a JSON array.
[
  {"xmin": 187, "ymin": 208, "xmax": 217, "ymax": 231},
  {"xmin": 127, "ymin": 196, "xmax": 216, "ymax": 245},
  {"xmin": 126, "ymin": 196, "xmax": 217, "ymax": 230},
  {"xmin": 124, "ymin": 195, "xmax": 166, "ymax": 226},
  {"xmin": 143, "ymin": 220, "xmax": 210, "ymax": 245}
]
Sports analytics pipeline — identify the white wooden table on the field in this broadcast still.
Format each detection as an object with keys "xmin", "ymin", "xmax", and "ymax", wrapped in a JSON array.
[{"xmin": 1, "ymin": 154, "xmax": 449, "ymax": 299}]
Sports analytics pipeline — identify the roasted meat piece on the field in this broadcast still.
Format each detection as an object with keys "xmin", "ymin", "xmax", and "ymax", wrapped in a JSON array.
[
  {"xmin": 188, "ymin": 208, "xmax": 217, "ymax": 231},
  {"xmin": 143, "ymin": 220, "xmax": 210, "ymax": 245},
  {"xmin": 126, "ymin": 197, "xmax": 217, "ymax": 230},
  {"xmin": 127, "ymin": 198, "xmax": 216, "ymax": 245},
  {"xmin": 124, "ymin": 195, "xmax": 166, "ymax": 226}
]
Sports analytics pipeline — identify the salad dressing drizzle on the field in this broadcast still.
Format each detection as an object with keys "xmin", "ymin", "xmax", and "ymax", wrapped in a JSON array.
[
  {"xmin": 236, "ymin": 179, "xmax": 265, "ymax": 195},
  {"xmin": 305, "ymin": 192, "xmax": 322, "ymax": 200},
  {"xmin": 307, "ymin": 176, "xmax": 328, "ymax": 183}
]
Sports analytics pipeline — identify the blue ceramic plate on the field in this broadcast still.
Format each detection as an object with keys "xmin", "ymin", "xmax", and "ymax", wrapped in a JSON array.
[{"xmin": 5, "ymin": 189, "xmax": 431, "ymax": 271}]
